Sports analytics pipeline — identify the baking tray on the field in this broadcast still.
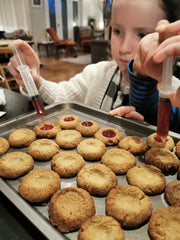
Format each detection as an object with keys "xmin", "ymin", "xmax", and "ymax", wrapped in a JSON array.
[{"xmin": 0, "ymin": 102, "xmax": 179, "ymax": 240}]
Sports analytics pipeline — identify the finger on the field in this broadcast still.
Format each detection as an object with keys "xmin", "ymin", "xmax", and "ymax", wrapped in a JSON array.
[
  {"xmin": 7, "ymin": 62, "xmax": 21, "ymax": 79},
  {"xmin": 109, "ymin": 106, "xmax": 136, "ymax": 116},
  {"xmin": 124, "ymin": 111, "xmax": 144, "ymax": 121},
  {"xmin": 168, "ymin": 88, "xmax": 180, "ymax": 107}
]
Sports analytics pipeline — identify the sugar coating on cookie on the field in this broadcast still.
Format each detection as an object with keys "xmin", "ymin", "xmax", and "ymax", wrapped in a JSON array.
[
  {"xmin": 148, "ymin": 206, "xmax": 180, "ymax": 240},
  {"xmin": 176, "ymin": 140, "xmax": 180, "ymax": 158},
  {"xmin": 126, "ymin": 164, "xmax": 166, "ymax": 195},
  {"xmin": 145, "ymin": 147, "xmax": 180, "ymax": 174},
  {"xmin": 77, "ymin": 138, "xmax": 106, "ymax": 161},
  {"xmin": 94, "ymin": 127, "xmax": 124, "ymax": 146},
  {"xmin": 118, "ymin": 136, "xmax": 148, "ymax": 155},
  {"xmin": 77, "ymin": 163, "xmax": 117, "ymax": 196},
  {"xmin": 165, "ymin": 180, "xmax": 180, "ymax": 206},
  {"xmin": 51, "ymin": 151, "xmax": 85, "ymax": 177},
  {"xmin": 78, "ymin": 215, "xmax": 125, "ymax": 240},
  {"xmin": 0, "ymin": 152, "xmax": 34, "ymax": 179},
  {"xmin": 106, "ymin": 185, "xmax": 153, "ymax": 229},
  {"xmin": 27, "ymin": 139, "xmax": 59, "ymax": 161},
  {"xmin": 33, "ymin": 121, "xmax": 61, "ymax": 138},
  {"xmin": 8, "ymin": 128, "xmax": 36, "ymax": 148},
  {"xmin": 49, "ymin": 187, "xmax": 95, "ymax": 233},
  {"xmin": 55, "ymin": 130, "xmax": 83, "ymax": 149},
  {"xmin": 19, "ymin": 168, "xmax": 60, "ymax": 203},
  {"xmin": 76, "ymin": 120, "xmax": 100, "ymax": 137},
  {"xmin": 58, "ymin": 115, "xmax": 81, "ymax": 129},
  {"xmin": 0, "ymin": 137, "xmax": 10, "ymax": 155},
  {"xmin": 101, "ymin": 148, "xmax": 136, "ymax": 174},
  {"xmin": 147, "ymin": 133, "xmax": 175, "ymax": 151}
]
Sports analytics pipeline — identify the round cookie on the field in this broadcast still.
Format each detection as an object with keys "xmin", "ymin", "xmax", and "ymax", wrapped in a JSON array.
[
  {"xmin": 55, "ymin": 130, "xmax": 83, "ymax": 149},
  {"xmin": 176, "ymin": 140, "xmax": 180, "ymax": 158},
  {"xmin": 8, "ymin": 128, "xmax": 36, "ymax": 148},
  {"xmin": 58, "ymin": 115, "xmax": 81, "ymax": 129},
  {"xmin": 0, "ymin": 137, "xmax": 10, "ymax": 155},
  {"xmin": 106, "ymin": 185, "xmax": 153, "ymax": 229},
  {"xmin": 77, "ymin": 138, "xmax": 106, "ymax": 161},
  {"xmin": 145, "ymin": 147, "xmax": 180, "ymax": 174},
  {"xmin": 78, "ymin": 215, "xmax": 125, "ymax": 240},
  {"xmin": 33, "ymin": 121, "xmax": 61, "ymax": 138},
  {"xmin": 126, "ymin": 164, "xmax": 166, "ymax": 195},
  {"xmin": 19, "ymin": 168, "xmax": 60, "ymax": 203},
  {"xmin": 118, "ymin": 136, "xmax": 148, "ymax": 155},
  {"xmin": 51, "ymin": 151, "xmax": 85, "ymax": 177},
  {"xmin": 27, "ymin": 139, "xmax": 59, "ymax": 161},
  {"xmin": 49, "ymin": 187, "xmax": 95, "ymax": 233},
  {"xmin": 147, "ymin": 133, "xmax": 175, "ymax": 151},
  {"xmin": 165, "ymin": 180, "xmax": 180, "ymax": 206},
  {"xmin": 101, "ymin": 148, "xmax": 136, "ymax": 175},
  {"xmin": 0, "ymin": 152, "xmax": 34, "ymax": 179},
  {"xmin": 148, "ymin": 206, "xmax": 180, "ymax": 240},
  {"xmin": 76, "ymin": 120, "xmax": 100, "ymax": 137},
  {"xmin": 94, "ymin": 127, "xmax": 123, "ymax": 146},
  {"xmin": 77, "ymin": 163, "xmax": 117, "ymax": 196}
]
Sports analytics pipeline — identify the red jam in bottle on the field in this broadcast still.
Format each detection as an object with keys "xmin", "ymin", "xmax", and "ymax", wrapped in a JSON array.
[
  {"xmin": 82, "ymin": 121, "xmax": 93, "ymax": 127},
  {"xmin": 64, "ymin": 117, "xmax": 75, "ymax": 122},
  {"xmin": 31, "ymin": 96, "xmax": 45, "ymax": 122},
  {"xmin": 155, "ymin": 98, "xmax": 171, "ymax": 143},
  {"xmin": 40, "ymin": 124, "xmax": 54, "ymax": 130},
  {"xmin": 102, "ymin": 129, "xmax": 116, "ymax": 138}
]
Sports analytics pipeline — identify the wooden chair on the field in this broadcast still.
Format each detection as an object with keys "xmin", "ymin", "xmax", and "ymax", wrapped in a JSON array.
[{"xmin": 46, "ymin": 28, "xmax": 78, "ymax": 58}]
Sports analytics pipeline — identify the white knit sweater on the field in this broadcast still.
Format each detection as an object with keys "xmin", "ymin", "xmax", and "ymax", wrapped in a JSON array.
[{"xmin": 29, "ymin": 61, "xmax": 120, "ymax": 110}]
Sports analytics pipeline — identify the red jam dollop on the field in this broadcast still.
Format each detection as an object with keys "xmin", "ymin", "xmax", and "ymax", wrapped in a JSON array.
[
  {"xmin": 64, "ymin": 117, "xmax": 75, "ymax": 122},
  {"xmin": 154, "ymin": 135, "xmax": 169, "ymax": 143},
  {"xmin": 102, "ymin": 129, "xmax": 116, "ymax": 138},
  {"xmin": 82, "ymin": 121, "xmax": 93, "ymax": 127},
  {"xmin": 40, "ymin": 124, "xmax": 54, "ymax": 130}
]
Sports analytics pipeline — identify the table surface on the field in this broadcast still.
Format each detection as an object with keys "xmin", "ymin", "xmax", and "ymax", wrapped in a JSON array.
[{"xmin": 0, "ymin": 39, "xmax": 34, "ymax": 47}]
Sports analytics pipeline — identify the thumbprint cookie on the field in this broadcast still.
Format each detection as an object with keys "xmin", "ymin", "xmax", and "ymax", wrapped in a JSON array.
[
  {"xmin": 165, "ymin": 180, "xmax": 180, "ymax": 206},
  {"xmin": 0, "ymin": 137, "xmax": 10, "ymax": 155},
  {"xmin": 33, "ymin": 121, "xmax": 61, "ymax": 138},
  {"xmin": 94, "ymin": 127, "xmax": 123, "ymax": 146},
  {"xmin": 8, "ymin": 128, "xmax": 36, "ymax": 148},
  {"xmin": 58, "ymin": 114, "xmax": 81, "ymax": 129},
  {"xmin": 176, "ymin": 140, "xmax": 180, "ymax": 158},
  {"xmin": 147, "ymin": 133, "xmax": 175, "ymax": 151},
  {"xmin": 76, "ymin": 120, "xmax": 100, "ymax": 137},
  {"xmin": 49, "ymin": 187, "xmax": 95, "ymax": 233}
]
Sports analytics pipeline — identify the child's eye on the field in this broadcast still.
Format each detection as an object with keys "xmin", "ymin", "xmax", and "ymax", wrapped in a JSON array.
[
  {"xmin": 113, "ymin": 29, "xmax": 120, "ymax": 35},
  {"xmin": 138, "ymin": 33, "xmax": 146, "ymax": 39}
]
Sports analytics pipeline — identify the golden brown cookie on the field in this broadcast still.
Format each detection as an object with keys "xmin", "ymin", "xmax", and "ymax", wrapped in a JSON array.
[
  {"xmin": 0, "ymin": 137, "xmax": 10, "ymax": 155},
  {"xmin": 55, "ymin": 130, "xmax": 83, "ymax": 149},
  {"xmin": 0, "ymin": 152, "xmax": 34, "ymax": 179},
  {"xmin": 145, "ymin": 147, "xmax": 180, "ymax": 174},
  {"xmin": 27, "ymin": 139, "xmax": 59, "ymax": 161},
  {"xmin": 77, "ymin": 138, "xmax": 106, "ymax": 161},
  {"xmin": 165, "ymin": 180, "xmax": 180, "ymax": 206},
  {"xmin": 101, "ymin": 148, "xmax": 136, "ymax": 175},
  {"xmin": 33, "ymin": 121, "xmax": 61, "ymax": 138},
  {"xmin": 147, "ymin": 133, "xmax": 175, "ymax": 151},
  {"xmin": 19, "ymin": 168, "xmax": 60, "ymax": 203},
  {"xmin": 148, "ymin": 206, "xmax": 180, "ymax": 240},
  {"xmin": 94, "ymin": 127, "xmax": 123, "ymax": 146},
  {"xmin": 78, "ymin": 215, "xmax": 125, "ymax": 240},
  {"xmin": 49, "ymin": 187, "xmax": 95, "ymax": 233},
  {"xmin": 58, "ymin": 115, "xmax": 81, "ymax": 129},
  {"xmin": 176, "ymin": 140, "xmax": 180, "ymax": 158},
  {"xmin": 126, "ymin": 164, "xmax": 166, "ymax": 195},
  {"xmin": 77, "ymin": 163, "xmax": 117, "ymax": 196},
  {"xmin": 118, "ymin": 136, "xmax": 148, "ymax": 155},
  {"xmin": 51, "ymin": 151, "xmax": 85, "ymax": 177},
  {"xmin": 76, "ymin": 120, "xmax": 100, "ymax": 137},
  {"xmin": 106, "ymin": 185, "xmax": 152, "ymax": 229},
  {"xmin": 8, "ymin": 128, "xmax": 36, "ymax": 148}
]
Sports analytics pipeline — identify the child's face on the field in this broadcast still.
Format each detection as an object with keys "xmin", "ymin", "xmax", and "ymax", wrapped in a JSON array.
[{"xmin": 111, "ymin": 0, "xmax": 166, "ymax": 74}]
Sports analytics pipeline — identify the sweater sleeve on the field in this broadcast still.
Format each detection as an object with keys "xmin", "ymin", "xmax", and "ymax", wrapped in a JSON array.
[{"xmin": 128, "ymin": 59, "xmax": 159, "ymax": 125}]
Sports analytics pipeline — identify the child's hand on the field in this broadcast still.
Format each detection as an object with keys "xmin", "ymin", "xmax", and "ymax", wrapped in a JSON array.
[
  {"xmin": 8, "ymin": 39, "xmax": 42, "ymax": 89},
  {"xmin": 109, "ymin": 106, "xmax": 144, "ymax": 121}
]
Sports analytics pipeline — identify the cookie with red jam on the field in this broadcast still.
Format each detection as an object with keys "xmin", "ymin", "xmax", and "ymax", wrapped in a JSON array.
[
  {"xmin": 33, "ymin": 121, "xmax": 61, "ymax": 138},
  {"xmin": 58, "ymin": 115, "xmax": 81, "ymax": 129},
  {"xmin": 76, "ymin": 120, "xmax": 100, "ymax": 137}
]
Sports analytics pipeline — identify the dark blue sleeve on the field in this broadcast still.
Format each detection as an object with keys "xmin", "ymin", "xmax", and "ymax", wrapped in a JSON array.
[
  {"xmin": 128, "ymin": 59, "xmax": 158, "ymax": 125},
  {"xmin": 128, "ymin": 59, "xmax": 180, "ymax": 134}
]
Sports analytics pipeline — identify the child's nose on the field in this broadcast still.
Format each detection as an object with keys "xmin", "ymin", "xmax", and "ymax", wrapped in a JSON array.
[{"xmin": 120, "ymin": 34, "xmax": 133, "ymax": 53}]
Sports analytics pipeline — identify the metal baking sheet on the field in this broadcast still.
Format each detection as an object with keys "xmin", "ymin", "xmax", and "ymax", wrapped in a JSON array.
[{"xmin": 0, "ymin": 102, "xmax": 179, "ymax": 240}]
